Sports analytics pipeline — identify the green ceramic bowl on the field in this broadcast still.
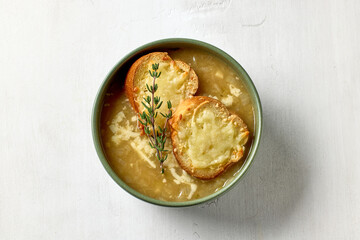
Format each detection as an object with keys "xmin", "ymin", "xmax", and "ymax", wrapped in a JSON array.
[{"xmin": 92, "ymin": 38, "xmax": 262, "ymax": 207}]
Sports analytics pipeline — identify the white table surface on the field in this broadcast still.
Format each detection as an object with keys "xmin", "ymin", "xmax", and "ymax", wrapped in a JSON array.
[{"xmin": 1, "ymin": 0, "xmax": 360, "ymax": 239}]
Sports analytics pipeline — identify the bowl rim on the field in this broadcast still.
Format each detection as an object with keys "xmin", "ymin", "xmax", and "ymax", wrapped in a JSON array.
[{"xmin": 91, "ymin": 38, "xmax": 263, "ymax": 207}]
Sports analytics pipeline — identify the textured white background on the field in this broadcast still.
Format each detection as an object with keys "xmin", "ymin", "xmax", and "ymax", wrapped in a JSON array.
[{"xmin": 1, "ymin": 0, "xmax": 360, "ymax": 239}]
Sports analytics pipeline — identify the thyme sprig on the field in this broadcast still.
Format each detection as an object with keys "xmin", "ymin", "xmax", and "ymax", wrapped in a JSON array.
[{"xmin": 138, "ymin": 63, "xmax": 172, "ymax": 173}]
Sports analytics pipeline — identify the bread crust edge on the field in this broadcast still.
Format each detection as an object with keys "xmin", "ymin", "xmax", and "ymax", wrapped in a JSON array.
[
  {"xmin": 169, "ymin": 96, "xmax": 249, "ymax": 180},
  {"xmin": 125, "ymin": 52, "xmax": 199, "ymax": 114}
]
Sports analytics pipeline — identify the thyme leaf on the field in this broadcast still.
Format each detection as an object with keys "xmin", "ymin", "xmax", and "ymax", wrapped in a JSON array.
[{"xmin": 138, "ymin": 63, "xmax": 172, "ymax": 173}]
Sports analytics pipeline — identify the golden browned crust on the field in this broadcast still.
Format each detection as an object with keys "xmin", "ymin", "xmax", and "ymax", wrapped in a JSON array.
[
  {"xmin": 124, "ymin": 52, "xmax": 198, "ymax": 115},
  {"xmin": 169, "ymin": 96, "xmax": 249, "ymax": 180}
]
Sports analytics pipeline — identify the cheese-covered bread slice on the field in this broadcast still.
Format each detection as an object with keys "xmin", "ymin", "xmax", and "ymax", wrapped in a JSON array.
[
  {"xmin": 169, "ymin": 96, "xmax": 249, "ymax": 179},
  {"xmin": 125, "ymin": 52, "xmax": 198, "ymax": 128}
]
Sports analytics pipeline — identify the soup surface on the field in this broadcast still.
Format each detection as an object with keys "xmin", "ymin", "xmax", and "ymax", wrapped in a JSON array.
[{"xmin": 100, "ymin": 48, "xmax": 255, "ymax": 201}]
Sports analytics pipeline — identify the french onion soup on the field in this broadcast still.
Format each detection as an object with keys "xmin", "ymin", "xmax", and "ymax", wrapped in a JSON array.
[{"xmin": 100, "ymin": 48, "xmax": 255, "ymax": 201}]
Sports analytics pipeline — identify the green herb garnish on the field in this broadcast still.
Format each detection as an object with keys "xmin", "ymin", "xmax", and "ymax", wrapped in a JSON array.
[{"xmin": 138, "ymin": 63, "xmax": 172, "ymax": 173}]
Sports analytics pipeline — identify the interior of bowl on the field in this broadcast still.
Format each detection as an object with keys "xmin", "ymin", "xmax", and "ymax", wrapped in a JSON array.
[{"xmin": 92, "ymin": 38, "xmax": 262, "ymax": 207}]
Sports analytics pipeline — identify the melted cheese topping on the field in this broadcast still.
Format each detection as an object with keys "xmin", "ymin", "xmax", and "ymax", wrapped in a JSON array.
[
  {"xmin": 179, "ymin": 104, "xmax": 248, "ymax": 169},
  {"xmin": 169, "ymin": 168, "xmax": 197, "ymax": 199},
  {"xmin": 135, "ymin": 61, "xmax": 189, "ymax": 127},
  {"xmin": 229, "ymin": 84, "xmax": 241, "ymax": 97},
  {"xmin": 109, "ymin": 112, "xmax": 156, "ymax": 168},
  {"xmin": 108, "ymin": 109, "xmax": 198, "ymax": 198},
  {"xmin": 207, "ymin": 85, "xmax": 242, "ymax": 107},
  {"xmin": 221, "ymin": 95, "xmax": 234, "ymax": 107}
]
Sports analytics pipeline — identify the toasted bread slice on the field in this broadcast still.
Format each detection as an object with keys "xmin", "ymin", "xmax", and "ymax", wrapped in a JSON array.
[
  {"xmin": 169, "ymin": 96, "xmax": 249, "ymax": 180},
  {"xmin": 125, "ymin": 52, "xmax": 198, "ymax": 128}
]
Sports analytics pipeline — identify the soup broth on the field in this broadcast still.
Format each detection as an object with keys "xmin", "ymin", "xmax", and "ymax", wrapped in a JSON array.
[{"xmin": 100, "ymin": 48, "xmax": 255, "ymax": 201}]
